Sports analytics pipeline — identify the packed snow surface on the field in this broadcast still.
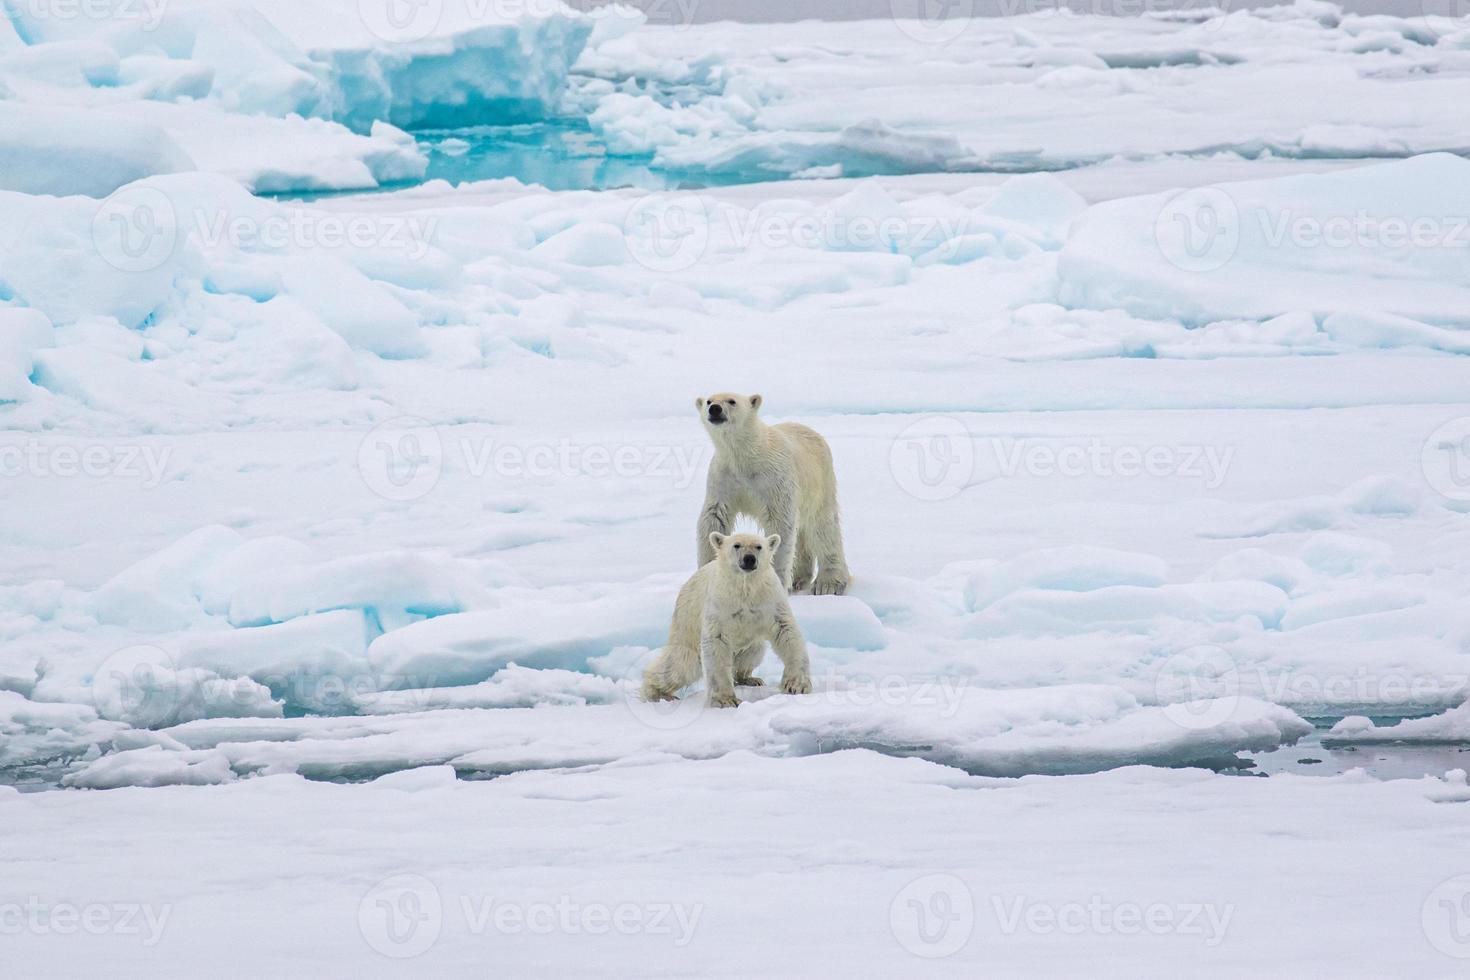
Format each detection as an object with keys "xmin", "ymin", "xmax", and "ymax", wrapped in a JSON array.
[{"xmin": 4, "ymin": 0, "xmax": 1470, "ymax": 974}]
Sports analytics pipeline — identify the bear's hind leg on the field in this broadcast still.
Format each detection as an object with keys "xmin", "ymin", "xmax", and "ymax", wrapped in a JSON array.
[
  {"xmin": 790, "ymin": 537, "xmax": 815, "ymax": 595},
  {"xmin": 733, "ymin": 643, "xmax": 767, "ymax": 686},
  {"xmin": 640, "ymin": 644, "xmax": 701, "ymax": 701},
  {"xmin": 808, "ymin": 514, "xmax": 850, "ymax": 596}
]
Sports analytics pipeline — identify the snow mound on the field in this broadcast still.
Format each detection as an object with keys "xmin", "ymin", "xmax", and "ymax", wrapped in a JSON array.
[
  {"xmin": 0, "ymin": 691, "xmax": 124, "ymax": 769},
  {"xmin": 258, "ymin": 0, "xmax": 596, "ymax": 132},
  {"xmin": 62, "ymin": 745, "xmax": 236, "ymax": 789},
  {"xmin": 352, "ymin": 665, "xmax": 621, "ymax": 714},
  {"xmin": 0, "ymin": 104, "xmax": 194, "ymax": 197},
  {"xmin": 1058, "ymin": 155, "xmax": 1470, "ymax": 326},
  {"xmin": 1326, "ymin": 703, "xmax": 1470, "ymax": 745},
  {"xmin": 788, "ymin": 596, "xmax": 887, "ymax": 651},
  {"xmin": 0, "ymin": 307, "xmax": 54, "ymax": 403},
  {"xmin": 959, "ymin": 546, "xmax": 1171, "ymax": 612},
  {"xmin": 367, "ymin": 588, "xmax": 672, "ymax": 687}
]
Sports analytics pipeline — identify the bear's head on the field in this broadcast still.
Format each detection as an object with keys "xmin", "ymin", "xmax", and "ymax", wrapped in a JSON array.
[
  {"xmin": 695, "ymin": 392, "xmax": 762, "ymax": 434},
  {"xmin": 708, "ymin": 531, "xmax": 781, "ymax": 575}
]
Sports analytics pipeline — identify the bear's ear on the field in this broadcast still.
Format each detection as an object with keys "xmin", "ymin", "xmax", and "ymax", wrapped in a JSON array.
[
  {"xmin": 749, "ymin": 393, "xmax": 763, "ymax": 411},
  {"xmin": 765, "ymin": 533, "xmax": 781, "ymax": 553},
  {"xmin": 708, "ymin": 531, "xmax": 726, "ymax": 552},
  {"xmin": 695, "ymin": 396, "xmax": 705, "ymax": 411}
]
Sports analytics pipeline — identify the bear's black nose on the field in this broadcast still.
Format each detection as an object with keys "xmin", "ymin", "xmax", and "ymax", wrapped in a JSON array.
[
  {"xmin": 708, "ymin": 403, "xmax": 723, "ymax": 418},
  {"xmin": 740, "ymin": 554, "xmax": 757, "ymax": 570}
]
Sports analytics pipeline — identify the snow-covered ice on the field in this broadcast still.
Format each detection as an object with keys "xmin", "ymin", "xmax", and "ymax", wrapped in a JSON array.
[{"xmin": 4, "ymin": 0, "xmax": 1470, "ymax": 974}]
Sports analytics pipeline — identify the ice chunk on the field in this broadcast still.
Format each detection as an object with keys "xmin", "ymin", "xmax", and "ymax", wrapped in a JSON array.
[
  {"xmin": 224, "ymin": 552, "xmax": 497, "ymax": 628},
  {"xmin": 1299, "ymin": 532, "xmax": 1393, "ymax": 577},
  {"xmin": 1059, "ymin": 155, "xmax": 1470, "ymax": 326},
  {"xmin": 148, "ymin": 682, "xmax": 1310, "ymax": 782},
  {"xmin": 960, "ymin": 546, "xmax": 1171, "ymax": 612},
  {"xmin": 92, "ymin": 526, "xmax": 246, "ymax": 631},
  {"xmin": 1324, "ymin": 311, "xmax": 1470, "ymax": 355},
  {"xmin": 279, "ymin": 257, "xmax": 425, "ymax": 358},
  {"xmin": 531, "ymin": 222, "xmax": 627, "ymax": 267},
  {"xmin": 0, "ymin": 308, "xmax": 54, "ymax": 403},
  {"xmin": 0, "ymin": 691, "xmax": 123, "ymax": 769},
  {"xmin": 1200, "ymin": 549, "xmax": 1314, "ymax": 596},
  {"xmin": 352, "ymin": 665, "xmax": 621, "ymax": 714},
  {"xmin": 89, "ymin": 644, "xmax": 282, "ymax": 728},
  {"xmin": 0, "ymin": 186, "xmax": 201, "ymax": 330},
  {"xmin": 0, "ymin": 104, "xmax": 193, "ymax": 197},
  {"xmin": 367, "ymin": 588, "xmax": 672, "ymax": 688},
  {"xmin": 966, "ymin": 581, "xmax": 1290, "ymax": 635},
  {"xmin": 1280, "ymin": 583, "xmax": 1425, "ymax": 631},
  {"xmin": 788, "ymin": 596, "xmax": 887, "ymax": 651},
  {"xmin": 368, "ymin": 764, "xmax": 458, "ymax": 791},
  {"xmin": 1325, "ymin": 702, "xmax": 1470, "ymax": 744},
  {"xmin": 175, "ymin": 611, "xmax": 374, "ymax": 714},
  {"xmin": 246, "ymin": 0, "xmax": 594, "ymax": 130},
  {"xmin": 977, "ymin": 173, "xmax": 1089, "ymax": 247},
  {"xmin": 62, "ymin": 745, "xmax": 236, "ymax": 789}
]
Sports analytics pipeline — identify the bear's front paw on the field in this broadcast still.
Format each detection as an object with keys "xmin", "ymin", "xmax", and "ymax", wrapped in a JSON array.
[
  {"xmin": 812, "ymin": 573, "xmax": 848, "ymax": 596},
  {"xmin": 734, "ymin": 676, "xmax": 765, "ymax": 687},
  {"xmin": 781, "ymin": 674, "xmax": 812, "ymax": 696},
  {"xmin": 708, "ymin": 692, "xmax": 741, "ymax": 708}
]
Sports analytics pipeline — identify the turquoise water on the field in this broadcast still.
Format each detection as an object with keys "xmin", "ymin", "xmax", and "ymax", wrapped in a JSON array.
[{"xmin": 416, "ymin": 121, "xmax": 732, "ymax": 192}]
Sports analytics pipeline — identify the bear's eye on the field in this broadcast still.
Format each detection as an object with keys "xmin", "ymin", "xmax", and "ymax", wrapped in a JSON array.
[
  {"xmin": 726, "ymin": 399, "xmax": 735, "ymax": 405},
  {"xmin": 733, "ymin": 543, "xmax": 742, "ymax": 549}
]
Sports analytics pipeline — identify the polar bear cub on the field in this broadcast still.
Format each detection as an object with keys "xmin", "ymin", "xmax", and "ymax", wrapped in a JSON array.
[
  {"xmin": 695, "ymin": 392, "xmax": 849, "ymax": 595},
  {"xmin": 641, "ymin": 531, "xmax": 813, "ymax": 708}
]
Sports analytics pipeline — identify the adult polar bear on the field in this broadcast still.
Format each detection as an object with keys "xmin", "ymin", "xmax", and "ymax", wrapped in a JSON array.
[{"xmin": 694, "ymin": 392, "xmax": 850, "ymax": 595}]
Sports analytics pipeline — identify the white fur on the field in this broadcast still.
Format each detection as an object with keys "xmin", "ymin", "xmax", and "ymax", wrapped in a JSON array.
[
  {"xmin": 694, "ymin": 392, "xmax": 850, "ymax": 595},
  {"xmin": 641, "ymin": 531, "xmax": 813, "ymax": 707}
]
